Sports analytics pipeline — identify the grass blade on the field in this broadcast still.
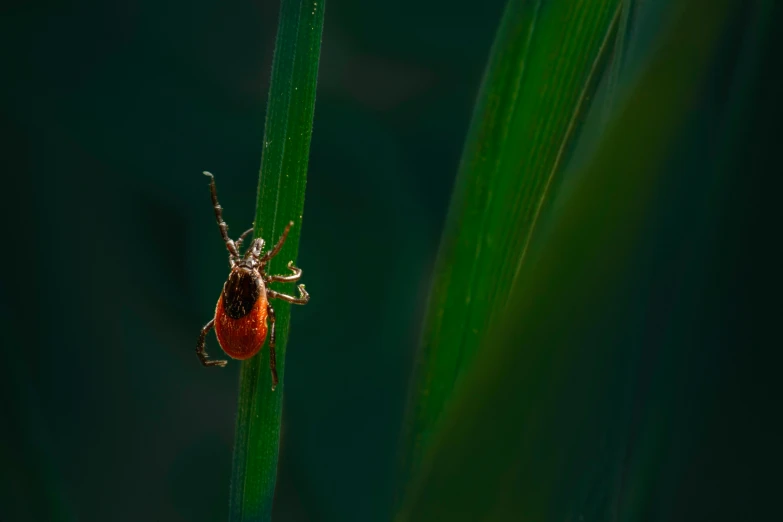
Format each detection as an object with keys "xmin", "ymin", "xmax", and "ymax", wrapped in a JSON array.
[
  {"xmin": 396, "ymin": 0, "xmax": 737, "ymax": 519},
  {"xmin": 401, "ymin": 0, "xmax": 622, "ymax": 486},
  {"xmin": 229, "ymin": 1, "xmax": 324, "ymax": 520}
]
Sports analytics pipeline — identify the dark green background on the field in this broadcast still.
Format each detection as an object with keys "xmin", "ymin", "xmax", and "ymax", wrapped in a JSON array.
[
  {"xmin": 0, "ymin": 1, "xmax": 503, "ymax": 520},
  {"xmin": 2, "ymin": 1, "xmax": 782, "ymax": 522}
]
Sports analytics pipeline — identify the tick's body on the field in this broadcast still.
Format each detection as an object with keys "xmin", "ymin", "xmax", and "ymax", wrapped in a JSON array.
[
  {"xmin": 215, "ymin": 267, "xmax": 269, "ymax": 360},
  {"xmin": 197, "ymin": 171, "xmax": 309, "ymax": 389}
]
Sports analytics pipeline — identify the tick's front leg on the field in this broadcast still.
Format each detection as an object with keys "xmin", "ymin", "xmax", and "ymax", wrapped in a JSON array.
[{"xmin": 234, "ymin": 227, "xmax": 254, "ymax": 252}]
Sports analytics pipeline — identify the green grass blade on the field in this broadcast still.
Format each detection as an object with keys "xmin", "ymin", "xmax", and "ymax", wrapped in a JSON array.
[
  {"xmin": 229, "ymin": 1, "xmax": 324, "ymax": 520},
  {"xmin": 401, "ymin": 0, "xmax": 622, "ymax": 485},
  {"xmin": 396, "ymin": 0, "xmax": 737, "ymax": 519}
]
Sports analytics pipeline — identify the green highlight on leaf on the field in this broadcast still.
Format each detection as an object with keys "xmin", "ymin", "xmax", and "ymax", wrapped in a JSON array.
[
  {"xmin": 399, "ymin": 0, "xmax": 623, "ymax": 490},
  {"xmin": 228, "ymin": 1, "xmax": 324, "ymax": 521},
  {"xmin": 396, "ymin": 0, "xmax": 737, "ymax": 520}
]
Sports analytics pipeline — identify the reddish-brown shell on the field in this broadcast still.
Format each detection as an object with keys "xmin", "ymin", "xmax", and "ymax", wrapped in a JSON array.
[{"xmin": 214, "ymin": 290, "xmax": 269, "ymax": 360}]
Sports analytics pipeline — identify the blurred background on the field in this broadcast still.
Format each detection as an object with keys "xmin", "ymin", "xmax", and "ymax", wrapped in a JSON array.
[
  {"xmin": 0, "ymin": 0, "xmax": 504, "ymax": 520},
  {"xmin": 2, "ymin": 1, "xmax": 782, "ymax": 522}
]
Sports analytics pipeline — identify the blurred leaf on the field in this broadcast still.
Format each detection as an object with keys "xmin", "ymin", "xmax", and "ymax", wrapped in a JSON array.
[
  {"xmin": 229, "ymin": 1, "xmax": 324, "ymax": 521},
  {"xmin": 396, "ymin": 0, "xmax": 738, "ymax": 520},
  {"xmin": 401, "ymin": 0, "xmax": 623, "ymax": 486}
]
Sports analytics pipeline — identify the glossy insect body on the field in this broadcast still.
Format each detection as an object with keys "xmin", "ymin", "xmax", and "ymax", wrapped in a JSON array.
[
  {"xmin": 214, "ymin": 266, "xmax": 269, "ymax": 360},
  {"xmin": 197, "ymin": 172, "xmax": 309, "ymax": 390}
]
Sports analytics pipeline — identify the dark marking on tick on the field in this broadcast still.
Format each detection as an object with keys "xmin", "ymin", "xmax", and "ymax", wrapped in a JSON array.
[{"xmin": 222, "ymin": 268, "xmax": 262, "ymax": 319}]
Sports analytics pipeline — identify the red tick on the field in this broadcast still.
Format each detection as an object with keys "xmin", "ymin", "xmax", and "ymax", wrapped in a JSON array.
[{"xmin": 196, "ymin": 171, "xmax": 309, "ymax": 390}]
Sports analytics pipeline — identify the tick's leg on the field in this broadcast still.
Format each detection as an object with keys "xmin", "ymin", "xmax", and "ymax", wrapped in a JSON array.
[
  {"xmin": 234, "ymin": 227, "xmax": 254, "ymax": 253},
  {"xmin": 203, "ymin": 172, "xmax": 240, "ymax": 260},
  {"xmin": 196, "ymin": 318, "xmax": 228, "ymax": 367},
  {"xmin": 261, "ymin": 221, "xmax": 294, "ymax": 263},
  {"xmin": 268, "ymin": 261, "xmax": 302, "ymax": 283},
  {"xmin": 268, "ymin": 284, "xmax": 309, "ymax": 305},
  {"xmin": 267, "ymin": 303, "xmax": 279, "ymax": 390}
]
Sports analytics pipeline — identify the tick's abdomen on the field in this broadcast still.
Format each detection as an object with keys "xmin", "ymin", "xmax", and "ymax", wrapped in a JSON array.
[
  {"xmin": 214, "ymin": 292, "xmax": 268, "ymax": 359},
  {"xmin": 214, "ymin": 268, "xmax": 269, "ymax": 360}
]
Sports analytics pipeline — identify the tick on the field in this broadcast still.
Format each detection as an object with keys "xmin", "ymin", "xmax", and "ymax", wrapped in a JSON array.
[{"xmin": 197, "ymin": 171, "xmax": 309, "ymax": 390}]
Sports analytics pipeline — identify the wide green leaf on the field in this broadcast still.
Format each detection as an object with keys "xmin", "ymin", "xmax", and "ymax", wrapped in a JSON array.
[
  {"xmin": 401, "ymin": 0, "xmax": 623, "ymax": 486},
  {"xmin": 396, "ymin": 0, "xmax": 737, "ymax": 519}
]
